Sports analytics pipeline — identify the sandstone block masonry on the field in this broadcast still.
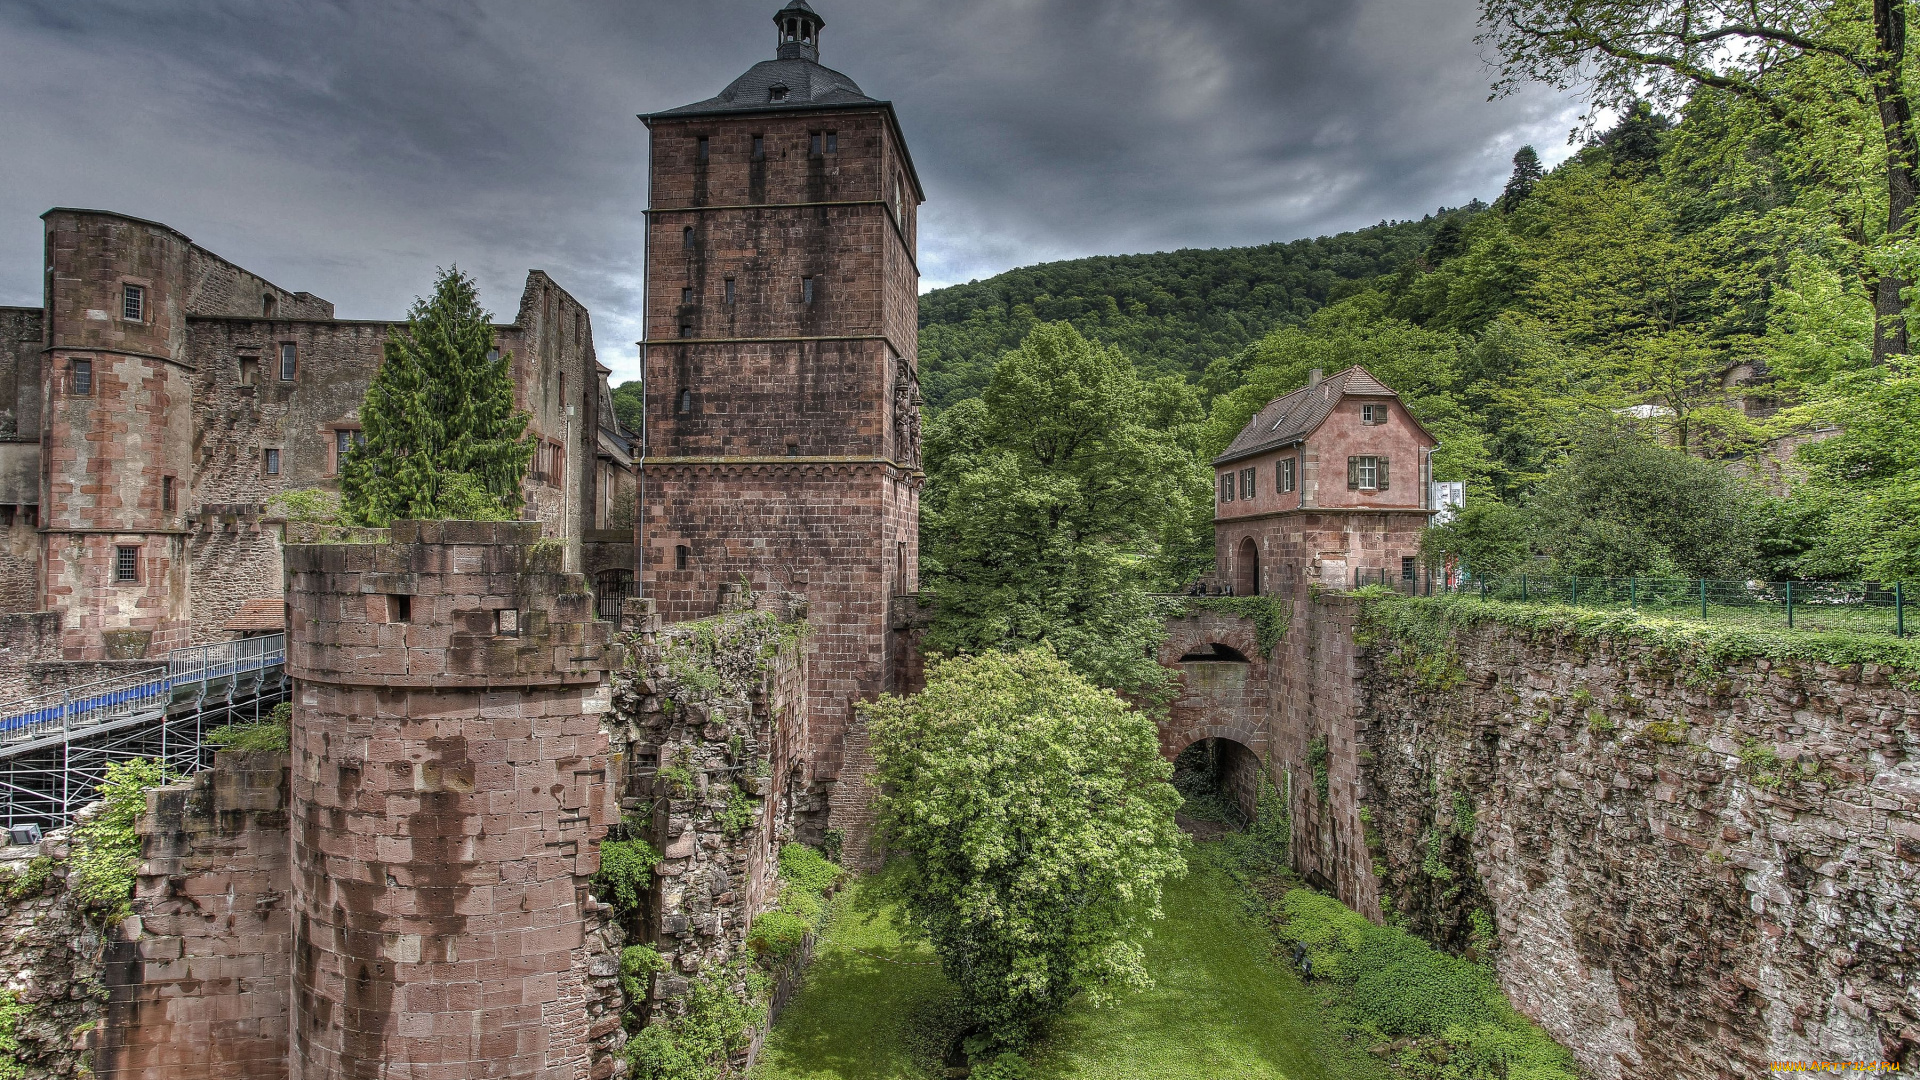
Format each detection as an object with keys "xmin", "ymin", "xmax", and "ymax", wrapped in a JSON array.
[
  {"xmin": 1356, "ymin": 610, "xmax": 1919, "ymax": 1080},
  {"xmin": 283, "ymin": 521, "xmax": 624, "ymax": 1080}
]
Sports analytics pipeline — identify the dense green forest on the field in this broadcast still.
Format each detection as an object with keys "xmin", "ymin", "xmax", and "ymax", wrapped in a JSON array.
[{"xmin": 916, "ymin": 216, "xmax": 1465, "ymax": 412}]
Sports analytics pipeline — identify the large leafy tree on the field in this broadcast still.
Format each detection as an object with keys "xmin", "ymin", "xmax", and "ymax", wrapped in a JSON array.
[
  {"xmin": 341, "ymin": 268, "xmax": 536, "ymax": 526},
  {"xmin": 1477, "ymin": 0, "xmax": 1918, "ymax": 363},
  {"xmin": 865, "ymin": 647, "xmax": 1186, "ymax": 1054},
  {"xmin": 920, "ymin": 322, "xmax": 1206, "ymax": 696}
]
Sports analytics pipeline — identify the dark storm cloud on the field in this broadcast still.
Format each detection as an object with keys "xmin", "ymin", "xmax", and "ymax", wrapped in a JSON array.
[{"xmin": 0, "ymin": 0, "xmax": 1576, "ymax": 381}]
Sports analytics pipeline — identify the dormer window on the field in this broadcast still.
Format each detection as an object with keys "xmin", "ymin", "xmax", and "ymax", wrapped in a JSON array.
[
  {"xmin": 1361, "ymin": 402, "xmax": 1388, "ymax": 425},
  {"xmin": 769, "ymin": 85, "xmax": 789, "ymax": 104}
]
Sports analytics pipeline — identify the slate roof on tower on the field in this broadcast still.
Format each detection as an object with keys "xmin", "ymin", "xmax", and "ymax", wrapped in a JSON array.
[
  {"xmin": 648, "ymin": 58, "xmax": 880, "ymax": 118},
  {"xmin": 1213, "ymin": 365, "xmax": 1434, "ymax": 466}
]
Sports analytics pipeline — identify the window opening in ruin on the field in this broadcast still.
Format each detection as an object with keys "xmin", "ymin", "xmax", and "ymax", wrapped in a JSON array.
[
  {"xmin": 0, "ymin": 507, "xmax": 12, "ymax": 527},
  {"xmin": 20, "ymin": 506, "xmax": 35, "ymax": 528},
  {"xmin": 279, "ymin": 341, "xmax": 297, "ymax": 381},
  {"xmin": 725, "ymin": 278, "xmax": 736, "ymax": 304},
  {"xmin": 71, "ymin": 358, "xmax": 92, "ymax": 396},
  {"xmin": 390, "ymin": 595, "xmax": 412, "ymax": 622},
  {"xmin": 595, "ymin": 569, "xmax": 633, "ymax": 621},
  {"xmin": 810, "ymin": 132, "xmax": 822, "ymax": 156},
  {"xmin": 802, "ymin": 277, "xmax": 814, "ymax": 304},
  {"xmin": 675, "ymin": 544, "xmax": 690, "ymax": 570},
  {"xmin": 264, "ymin": 448, "xmax": 281, "ymax": 476},
  {"xmin": 1277, "ymin": 457, "xmax": 1297, "ymax": 494},
  {"xmin": 752, "ymin": 133, "xmax": 766, "ymax": 157},
  {"xmin": 826, "ymin": 132, "xmax": 837, "ymax": 153},
  {"xmin": 115, "ymin": 546, "xmax": 139, "ymax": 583},
  {"xmin": 238, "ymin": 356, "xmax": 259, "ymax": 386},
  {"xmin": 897, "ymin": 540, "xmax": 910, "ymax": 591},
  {"xmin": 683, "ymin": 226, "xmax": 695, "ymax": 250},
  {"xmin": 679, "ymin": 322, "xmax": 693, "ymax": 338},
  {"xmin": 494, "ymin": 608, "xmax": 518, "ymax": 636},
  {"xmin": 677, "ymin": 388, "xmax": 692, "ymax": 414},
  {"xmin": 162, "ymin": 476, "xmax": 176, "ymax": 513},
  {"xmin": 696, "ymin": 136, "xmax": 709, "ymax": 162},
  {"xmin": 122, "ymin": 284, "xmax": 144, "ymax": 322},
  {"xmin": 1239, "ymin": 467, "xmax": 1255, "ymax": 500},
  {"xmin": 681, "ymin": 286, "xmax": 693, "ymax": 305},
  {"xmin": 635, "ymin": 746, "xmax": 659, "ymax": 771},
  {"xmin": 1402, "ymin": 556, "xmax": 1416, "ymax": 581},
  {"xmin": 262, "ymin": 293, "xmax": 276, "ymax": 318}
]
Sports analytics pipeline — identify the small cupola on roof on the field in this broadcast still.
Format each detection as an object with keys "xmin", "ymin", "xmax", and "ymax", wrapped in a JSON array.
[{"xmin": 776, "ymin": 0, "xmax": 824, "ymax": 62}]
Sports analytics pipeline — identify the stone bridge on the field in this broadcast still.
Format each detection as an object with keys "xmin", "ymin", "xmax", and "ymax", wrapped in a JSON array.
[{"xmin": 1156, "ymin": 609, "xmax": 1276, "ymax": 823}]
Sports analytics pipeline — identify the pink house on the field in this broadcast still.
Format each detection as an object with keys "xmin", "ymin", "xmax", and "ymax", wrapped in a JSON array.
[{"xmin": 1211, "ymin": 366, "xmax": 1439, "ymax": 596}]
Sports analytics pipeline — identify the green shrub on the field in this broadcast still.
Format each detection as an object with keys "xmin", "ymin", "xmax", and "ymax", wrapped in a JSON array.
[
  {"xmin": 1307, "ymin": 736, "xmax": 1330, "ymax": 801},
  {"xmin": 71, "ymin": 758, "xmax": 173, "ymax": 924},
  {"xmin": 1642, "ymin": 720, "xmax": 1689, "ymax": 745},
  {"xmin": 716, "ymin": 785, "xmax": 757, "ymax": 838},
  {"xmin": 777, "ymin": 842, "xmax": 846, "ymax": 897},
  {"xmin": 1271, "ymin": 889, "xmax": 1576, "ymax": 1079},
  {"xmin": 619, "ymin": 945, "xmax": 666, "ymax": 1025},
  {"xmin": 267, "ymin": 488, "xmax": 342, "ymax": 524},
  {"xmin": 623, "ymin": 964, "xmax": 768, "ymax": 1080},
  {"xmin": 0, "ymin": 989, "xmax": 26, "ymax": 1080},
  {"xmin": 972, "ymin": 1051, "xmax": 1032, "ymax": 1080},
  {"xmin": 1740, "ymin": 739, "xmax": 1788, "ymax": 790},
  {"xmin": 206, "ymin": 720, "xmax": 290, "ymax": 752},
  {"xmin": 1450, "ymin": 792, "xmax": 1476, "ymax": 836},
  {"xmin": 746, "ymin": 910, "xmax": 809, "ymax": 964},
  {"xmin": 595, "ymin": 837, "xmax": 661, "ymax": 919},
  {"xmin": 0, "ymin": 856, "xmax": 54, "ymax": 904}
]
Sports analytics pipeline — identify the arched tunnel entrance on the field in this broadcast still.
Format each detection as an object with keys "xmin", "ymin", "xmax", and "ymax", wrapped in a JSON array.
[{"xmin": 1172, "ymin": 737, "xmax": 1263, "ymax": 833}]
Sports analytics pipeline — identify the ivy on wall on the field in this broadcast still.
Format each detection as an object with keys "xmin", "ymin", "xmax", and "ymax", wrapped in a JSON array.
[{"xmin": 1157, "ymin": 596, "xmax": 1294, "ymax": 656}]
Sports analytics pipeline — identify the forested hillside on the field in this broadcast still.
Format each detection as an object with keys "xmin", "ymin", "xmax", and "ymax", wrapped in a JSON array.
[{"xmin": 917, "ymin": 216, "xmax": 1462, "ymax": 412}]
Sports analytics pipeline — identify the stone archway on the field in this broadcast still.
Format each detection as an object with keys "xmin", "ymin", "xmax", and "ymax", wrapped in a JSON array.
[
  {"xmin": 1171, "ymin": 736, "xmax": 1264, "ymax": 824},
  {"xmin": 1234, "ymin": 536, "xmax": 1259, "ymax": 596},
  {"xmin": 1156, "ymin": 610, "xmax": 1271, "ymax": 767}
]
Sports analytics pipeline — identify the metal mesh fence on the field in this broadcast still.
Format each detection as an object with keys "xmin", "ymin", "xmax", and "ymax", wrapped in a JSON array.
[{"xmin": 1353, "ymin": 569, "xmax": 1911, "ymax": 637}]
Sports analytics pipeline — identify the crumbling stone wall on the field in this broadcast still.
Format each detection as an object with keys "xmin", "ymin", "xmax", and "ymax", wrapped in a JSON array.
[
  {"xmin": 94, "ymin": 750, "xmax": 294, "ymax": 1079},
  {"xmin": 1357, "ymin": 613, "xmax": 1920, "ymax": 1080},
  {"xmin": 604, "ymin": 592, "xmax": 812, "ymax": 1019},
  {"xmin": 0, "ymin": 823, "xmax": 111, "ymax": 1080}
]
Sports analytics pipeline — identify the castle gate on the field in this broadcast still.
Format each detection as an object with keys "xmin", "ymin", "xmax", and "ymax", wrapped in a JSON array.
[{"xmin": 1157, "ymin": 608, "xmax": 1271, "ymax": 779}]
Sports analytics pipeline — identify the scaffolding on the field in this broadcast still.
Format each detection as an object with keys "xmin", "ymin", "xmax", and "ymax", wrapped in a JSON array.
[{"xmin": 0, "ymin": 633, "xmax": 288, "ymax": 829}]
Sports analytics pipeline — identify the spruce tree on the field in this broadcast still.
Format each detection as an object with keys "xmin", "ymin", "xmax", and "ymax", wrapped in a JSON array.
[
  {"xmin": 1498, "ymin": 145, "xmax": 1544, "ymax": 211},
  {"xmin": 341, "ymin": 268, "xmax": 535, "ymax": 526}
]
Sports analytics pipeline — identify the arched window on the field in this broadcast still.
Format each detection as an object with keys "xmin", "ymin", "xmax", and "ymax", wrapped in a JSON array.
[
  {"xmin": 1234, "ymin": 537, "xmax": 1259, "ymax": 596},
  {"xmin": 682, "ymin": 226, "xmax": 694, "ymax": 250},
  {"xmin": 677, "ymin": 389, "xmax": 692, "ymax": 414}
]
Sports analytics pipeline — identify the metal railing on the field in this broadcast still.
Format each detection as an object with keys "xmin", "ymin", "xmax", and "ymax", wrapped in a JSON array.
[
  {"xmin": 0, "ymin": 633, "xmax": 286, "ymax": 749},
  {"xmin": 1357, "ymin": 571, "xmax": 1910, "ymax": 637}
]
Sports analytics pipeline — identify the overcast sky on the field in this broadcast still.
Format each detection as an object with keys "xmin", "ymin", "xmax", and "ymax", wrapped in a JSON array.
[{"xmin": 0, "ymin": 0, "xmax": 1580, "ymax": 383}]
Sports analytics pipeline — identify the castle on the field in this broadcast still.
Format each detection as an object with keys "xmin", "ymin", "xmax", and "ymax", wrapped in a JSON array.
[{"xmin": 0, "ymin": 212, "xmax": 635, "ymax": 700}]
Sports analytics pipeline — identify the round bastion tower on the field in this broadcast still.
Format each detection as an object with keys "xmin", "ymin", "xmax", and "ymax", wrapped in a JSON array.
[
  {"xmin": 40, "ymin": 209, "xmax": 199, "ymax": 660},
  {"xmin": 283, "ymin": 520, "xmax": 623, "ymax": 1079}
]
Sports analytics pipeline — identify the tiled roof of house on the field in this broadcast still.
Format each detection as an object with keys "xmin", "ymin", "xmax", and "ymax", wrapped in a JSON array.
[
  {"xmin": 222, "ymin": 597, "xmax": 285, "ymax": 633},
  {"xmin": 1212, "ymin": 365, "xmax": 1403, "ymax": 466}
]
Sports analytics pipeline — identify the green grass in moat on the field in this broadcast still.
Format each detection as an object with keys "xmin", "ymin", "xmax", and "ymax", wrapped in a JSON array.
[{"xmin": 752, "ymin": 857, "xmax": 1392, "ymax": 1080}]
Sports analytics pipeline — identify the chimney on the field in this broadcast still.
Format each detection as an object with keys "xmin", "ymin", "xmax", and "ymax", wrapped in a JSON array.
[{"xmin": 1308, "ymin": 368, "xmax": 1324, "ymax": 388}]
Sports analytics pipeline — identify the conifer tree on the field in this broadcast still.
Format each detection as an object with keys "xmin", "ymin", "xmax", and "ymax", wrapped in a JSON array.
[
  {"xmin": 341, "ymin": 268, "xmax": 535, "ymax": 526},
  {"xmin": 1498, "ymin": 145, "xmax": 1544, "ymax": 211}
]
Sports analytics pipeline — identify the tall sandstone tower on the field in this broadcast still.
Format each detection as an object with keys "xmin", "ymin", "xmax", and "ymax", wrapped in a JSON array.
[{"xmin": 640, "ymin": 0, "xmax": 923, "ymax": 863}]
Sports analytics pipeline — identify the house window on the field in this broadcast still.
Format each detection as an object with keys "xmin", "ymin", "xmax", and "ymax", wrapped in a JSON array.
[
  {"xmin": 278, "ymin": 342, "xmax": 297, "ymax": 381},
  {"xmin": 683, "ymin": 226, "xmax": 695, "ymax": 250},
  {"xmin": 264, "ymin": 448, "xmax": 281, "ymax": 476},
  {"xmin": 1362, "ymin": 403, "xmax": 1387, "ymax": 425},
  {"xmin": 1402, "ymin": 556, "xmax": 1416, "ymax": 581},
  {"xmin": 675, "ymin": 544, "xmax": 690, "ymax": 571},
  {"xmin": 70, "ymin": 359, "xmax": 92, "ymax": 396},
  {"xmin": 238, "ymin": 356, "xmax": 259, "ymax": 386},
  {"xmin": 802, "ymin": 277, "xmax": 815, "ymax": 304},
  {"xmin": 122, "ymin": 284, "xmax": 144, "ymax": 322},
  {"xmin": 752, "ymin": 134, "xmax": 766, "ymax": 158},
  {"xmin": 162, "ymin": 476, "xmax": 176, "ymax": 513},
  {"xmin": 826, "ymin": 132, "xmax": 837, "ymax": 153},
  {"xmin": 115, "ymin": 546, "xmax": 139, "ymax": 583},
  {"xmin": 769, "ymin": 86, "xmax": 787, "ymax": 104},
  {"xmin": 725, "ymin": 278, "xmax": 736, "ymax": 304},
  {"xmin": 335, "ymin": 429, "xmax": 363, "ymax": 472},
  {"xmin": 1348, "ymin": 455, "xmax": 1389, "ymax": 491},
  {"xmin": 696, "ymin": 136, "xmax": 709, "ymax": 162},
  {"xmin": 810, "ymin": 132, "xmax": 822, "ymax": 156},
  {"xmin": 1218, "ymin": 473, "xmax": 1234, "ymax": 503},
  {"xmin": 1277, "ymin": 458, "xmax": 1297, "ymax": 494},
  {"xmin": 679, "ymin": 322, "xmax": 693, "ymax": 338},
  {"xmin": 681, "ymin": 286, "xmax": 693, "ymax": 304},
  {"xmin": 1239, "ymin": 468, "xmax": 1255, "ymax": 500}
]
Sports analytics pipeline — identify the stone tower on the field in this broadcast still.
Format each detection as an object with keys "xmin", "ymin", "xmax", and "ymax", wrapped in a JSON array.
[
  {"xmin": 638, "ymin": 0, "xmax": 924, "ymax": 863},
  {"xmin": 283, "ymin": 521, "xmax": 622, "ymax": 1078}
]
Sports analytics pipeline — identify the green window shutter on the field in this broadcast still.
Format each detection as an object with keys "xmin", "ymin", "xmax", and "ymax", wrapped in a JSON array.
[
  {"xmin": 1378, "ymin": 457, "xmax": 1390, "ymax": 491},
  {"xmin": 1347, "ymin": 457, "xmax": 1359, "ymax": 490}
]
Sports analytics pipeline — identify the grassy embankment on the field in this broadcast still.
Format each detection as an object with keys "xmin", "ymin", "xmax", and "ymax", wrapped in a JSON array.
[{"xmin": 753, "ymin": 856, "xmax": 1392, "ymax": 1080}]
